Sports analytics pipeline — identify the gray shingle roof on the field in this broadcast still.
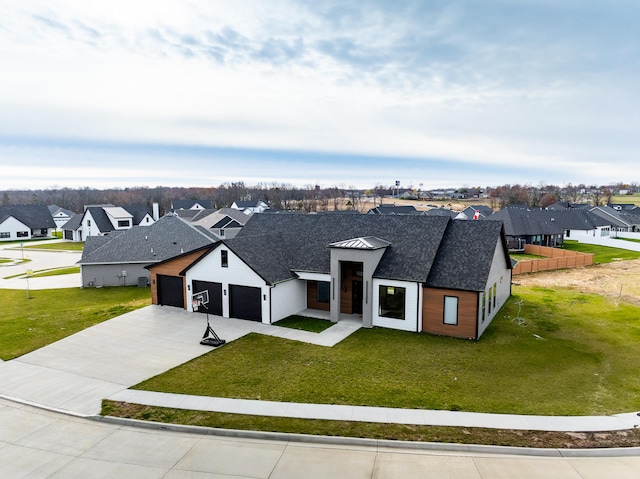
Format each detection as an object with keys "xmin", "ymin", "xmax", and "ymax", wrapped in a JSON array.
[
  {"xmin": 186, "ymin": 214, "xmax": 508, "ymax": 289},
  {"xmin": 367, "ymin": 205, "xmax": 423, "ymax": 215},
  {"xmin": 124, "ymin": 205, "xmax": 152, "ymax": 225},
  {"xmin": 78, "ymin": 214, "xmax": 216, "ymax": 265},
  {"xmin": 426, "ymin": 220, "xmax": 508, "ymax": 291},
  {"xmin": 85, "ymin": 207, "xmax": 115, "ymax": 233},
  {"xmin": 0, "ymin": 205, "xmax": 56, "ymax": 229},
  {"xmin": 62, "ymin": 213, "xmax": 83, "ymax": 231},
  {"xmin": 486, "ymin": 208, "xmax": 564, "ymax": 236}
]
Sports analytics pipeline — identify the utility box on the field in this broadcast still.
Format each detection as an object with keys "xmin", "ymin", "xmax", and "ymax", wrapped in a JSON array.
[{"xmin": 138, "ymin": 276, "xmax": 149, "ymax": 287}]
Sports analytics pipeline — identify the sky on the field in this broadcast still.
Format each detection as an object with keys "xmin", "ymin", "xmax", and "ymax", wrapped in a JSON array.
[{"xmin": 0, "ymin": 1, "xmax": 639, "ymax": 191}]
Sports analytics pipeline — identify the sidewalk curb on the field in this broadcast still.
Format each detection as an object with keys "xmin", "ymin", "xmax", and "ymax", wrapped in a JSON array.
[{"xmin": 4, "ymin": 394, "xmax": 639, "ymax": 458}]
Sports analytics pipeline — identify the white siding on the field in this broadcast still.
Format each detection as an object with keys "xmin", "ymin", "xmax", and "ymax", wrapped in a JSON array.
[
  {"xmin": 477, "ymin": 238, "xmax": 512, "ymax": 338},
  {"xmin": 271, "ymin": 279, "xmax": 307, "ymax": 322},
  {"xmin": 0, "ymin": 216, "xmax": 31, "ymax": 241},
  {"xmin": 185, "ymin": 247, "xmax": 271, "ymax": 323},
  {"xmin": 372, "ymin": 279, "xmax": 420, "ymax": 332}
]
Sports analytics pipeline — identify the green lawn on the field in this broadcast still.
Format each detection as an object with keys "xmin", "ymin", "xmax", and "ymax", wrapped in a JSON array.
[
  {"xmin": 615, "ymin": 237, "xmax": 640, "ymax": 244},
  {"xmin": 612, "ymin": 194, "xmax": 640, "ymax": 204},
  {"xmin": 132, "ymin": 286, "xmax": 640, "ymax": 417},
  {"xmin": 563, "ymin": 240, "xmax": 640, "ymax": 263},
  {"xmin": 22, "ymin": 242, "xmax": 84, "ymax": 251},
  {"xmin": 28, "ymin": 266, "xmax": 81, "ymax": 278},
  {"xmin": 273, "ymin": 315, "xmax": 334, "ymax": 332},
  {"xmin": 0, "ymin": 287, "xmax": 151, "ymax": 360}
]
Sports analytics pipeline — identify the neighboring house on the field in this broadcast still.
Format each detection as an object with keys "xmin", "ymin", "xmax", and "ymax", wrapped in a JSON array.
[
  {"xmin": 398, "ymin": 190, "xmax": 418, "ymax": 200},
  {"xmin": 456, "ymin": 205, "xmax": 494, "ymax": 220},
  {"xmin": 425, "ymin": 207, "xmax": 458, "ymax": 218},
  {"xmin": 231, "ymin": 200, "xmax": 269, "ymax": 214},
  {"xmin": 546, "ymin": 202, "xmax": 591, "ymax": 211},
  {"xmin": 549, "ymin": 210, "xmax": 613, "ymax": 239},
  {"xmin": 486, "ymin": 207, "xmax": 564, "ymax": 250},
  {"xmin": 188, "ymin": 208, "xmax": 253, "ymax": 239},
  {"xmin": 172, "ymin": 199, "xmax": 212, "ymax": 211},
  {"xmin": 367, "ymin": 204, "xmax": 423, "ymax": 215},
  {"xmin": 48, "ymin": 205, "xmax": 75, "ymax": 230},
  {"xmin": 62, "ymin": 214, "xmax": 84, "ymax": 241},
  {"xmin": 77, "ymin": 214, "xmax": 217, "ymax": 287},
  {"xmin": 590, "ymin": 206, "xmax": 640, "ymax": 233},
  {"xmin": 0, "ymin": 205, "xmax": 56, "ymax": 242},
  {"xmin": 64, "ymin": 204, "xmax": 157, "ymax": 242},
  {"xmin": 148, "ymin": 214, "xmax": 512, "ymax": 340}
]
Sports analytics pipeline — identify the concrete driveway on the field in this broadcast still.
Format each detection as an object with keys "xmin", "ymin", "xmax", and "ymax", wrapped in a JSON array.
[
  {"xmin": 0, "ymin": 305, "xmax": 361, "ymax": 415},
  {"xmin": 0, "ymin": 306, "xmax": 216, "ymax": 414}
]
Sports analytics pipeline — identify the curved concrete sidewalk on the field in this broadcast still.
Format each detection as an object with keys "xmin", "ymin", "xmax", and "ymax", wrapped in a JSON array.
[{"xmin": 108, "ymin": 389, "xmax": 640, "ymax": 433}]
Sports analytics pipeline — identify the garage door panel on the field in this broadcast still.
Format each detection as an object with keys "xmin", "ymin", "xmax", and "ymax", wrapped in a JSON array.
[
  {"xmin": 229, "ymin": 285, "xmax": 262, "ymax": 322},
  {"xmin": 157, "ymin": 275, "xmax": 184, "ymax": 308},
  {"xmin": 192, "ymin": 280, "xmax": 223, "ymax": 316}
]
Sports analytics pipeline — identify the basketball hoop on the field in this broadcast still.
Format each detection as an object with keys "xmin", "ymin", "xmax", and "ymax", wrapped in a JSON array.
[{"xmin": 192, "ymin": 298, "xmax": 201, "ymax": 311}]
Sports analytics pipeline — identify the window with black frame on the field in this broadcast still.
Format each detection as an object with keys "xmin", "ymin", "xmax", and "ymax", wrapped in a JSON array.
[{"xmin": 378, "ymin": 285, "xmax": 406, "ymax": 320}]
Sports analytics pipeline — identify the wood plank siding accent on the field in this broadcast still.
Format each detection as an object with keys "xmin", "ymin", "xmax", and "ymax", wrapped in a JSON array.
[
  {"xmin": 422, "ymin": 287, "xmax": 479, "ymax": 339},
  {"xmin": 149, "ymin": 249, "xmax": 210, "ymax": 309},
  {"xmin": 339, "ymin": 262, "xmax": 362, "ymax": 314},
  {"xmin": 306, "ymin": 281, "xmax": 330, "ymax": 311}
]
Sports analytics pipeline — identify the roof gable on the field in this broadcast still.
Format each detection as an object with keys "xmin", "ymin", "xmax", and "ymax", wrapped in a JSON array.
[
  {"xmin": 78, "ymin": 214, "xmax": 216, "ymax": 265},
  {"xmin": 0, "ymin": 205, "xmax": 56, "ymax": 229}
]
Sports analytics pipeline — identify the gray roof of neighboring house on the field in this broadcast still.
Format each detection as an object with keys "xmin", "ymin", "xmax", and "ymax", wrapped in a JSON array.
[
  {"xmin": 590, "ymin": 206, "xmax": 640, "ymax": 227},
  {"xmin": 48, "ymin": 205, "xmax": 75, "ymax": 217},
  {"xmin": 78, "ymin": 214, "xmax": 216, "ymax": 265},
  {"xmin": 62, "ymin": 213, "xmax": 83, "ymax": 231},
  {"xmin": 367, "ymin": 204, "xmax": 423, "ymax": 215},
  {"xmin": 486, "ymin": 208, "xmax": 564, "ymax": 236},
  {"xmin": 546, "ymin": 210, "xmax": 611, "ymax": 230},
  {"xmin": 193, "ymin": 208, "xmax": 252, "ymax": 229},
  {"xmin": 85, "ymin": 207, "xmax": 115, "ymax": 233},
  {"xmin": 546, "ymin": 202, "xmax": 591, "ymax": 211},
  {"xmin": 182, "ymin": 214, "xmax": 509, "ymax": 290},
  {"xmin": 124, "ymin": 205, "xmax": 152, "ymax": 225},
  {"xmin": 425, "ymin": 207, "xmax": 458, "ymax": 218},
  {"xmin": 459, "ymin": 205, "xmax": 494, "ymax": 219},
  {"xmin": 0, "ymin": 205, "xmax": 56, "ymax": 229}
]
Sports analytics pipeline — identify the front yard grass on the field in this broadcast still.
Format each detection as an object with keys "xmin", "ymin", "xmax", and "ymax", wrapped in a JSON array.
[
  {"xmin": 0, "ymin": 287, "xmax": 151, "ymax": 360},
  {"xmin": 273, "ymin": 315, "xmax": 334, "ymax": 332},
  {"xmin": 563, "ymin": 240, "xmax": 640, "ymax": 263},
  {"xmin": 21, "ymin": 241, "xmax": 84, "ymax": 251},
  {"xmin": 131, "ymin": 286, "xmax": 640, "ymax": 417}
]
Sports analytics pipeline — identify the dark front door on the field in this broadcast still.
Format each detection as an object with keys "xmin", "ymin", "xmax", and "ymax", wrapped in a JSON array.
[
  {"xmin": 157, "ymin": 275, "xmax": 184, "ymax": 308},
  {"xmin": 229, "ymin": 285, "xmax": 262, "ymax": 321},
  {"xmin": 192, "ymin": 280, "xmax": 223, "ymax": 316},
  {"xmin": 352, "ymin": 280, "xmax": 363, "ymax": 314}
]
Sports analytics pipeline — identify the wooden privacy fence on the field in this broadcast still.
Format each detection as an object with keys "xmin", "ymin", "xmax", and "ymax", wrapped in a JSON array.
[{"xmin": 512, "ymin": 245, "xmax": 594, "ymax": 275}]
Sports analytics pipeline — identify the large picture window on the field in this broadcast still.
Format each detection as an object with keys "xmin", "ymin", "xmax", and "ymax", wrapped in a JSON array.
[
  {"xmin": 444, "ymin": 296, "xmax": 459, "ymax": 325},
  {"xmin": 378, "ymin": 285, "xmax": 406, "ymax": 320}
]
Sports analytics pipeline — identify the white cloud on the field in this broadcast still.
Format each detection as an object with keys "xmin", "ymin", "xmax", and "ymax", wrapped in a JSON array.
[{"xmin": 0, "ymin": 1, "xmax": 638, "ymax": 190}]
